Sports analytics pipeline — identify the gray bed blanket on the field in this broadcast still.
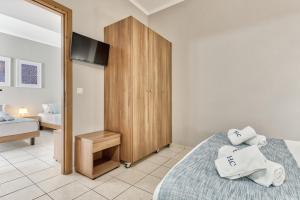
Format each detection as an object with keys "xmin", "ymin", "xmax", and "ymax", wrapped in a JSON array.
[{"xmin": 157, "ymin": 133, "xmax": 300, "ymax": 200}]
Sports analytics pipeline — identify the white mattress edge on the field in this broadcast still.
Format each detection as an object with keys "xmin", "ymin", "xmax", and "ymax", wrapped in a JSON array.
[
  {"xmin": 38, "ymin": 113, "xmax": 61, "ymax": 125},
  {"xmin": 0, "ymin": 121, "xmax": 39, "ymax": 137}
]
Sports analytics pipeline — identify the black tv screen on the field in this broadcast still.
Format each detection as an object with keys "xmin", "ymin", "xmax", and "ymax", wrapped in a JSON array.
[{"xmin": 71, "ymin": 32, "xmax": 110, "ymax": 65}]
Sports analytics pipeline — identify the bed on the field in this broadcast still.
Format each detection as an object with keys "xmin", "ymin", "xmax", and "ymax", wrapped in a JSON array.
[
  {"xmin": 154, "ymin": 133, "xmax": 300, "ymax": 200},
  {"xmin": 38, "ymin": 113, "xmax": 61, "ymax": 130},
  {"xmin": 0, "ymin": 118, "xmax": 40, "ymax": 145}
]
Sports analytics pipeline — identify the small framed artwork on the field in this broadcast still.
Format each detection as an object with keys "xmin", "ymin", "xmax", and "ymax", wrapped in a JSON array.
[
  {"xmin": 16, "ymin": 59, "xmax": 42, "ymax": 88},
  {"xmin": 0, "ymin": 56, "xmax": 11, "ymax": 87}
]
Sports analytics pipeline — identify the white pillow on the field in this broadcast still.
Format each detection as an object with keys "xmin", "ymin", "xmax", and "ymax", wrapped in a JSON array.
[
  {"xmin": 49, "ymin": 104, "xmax": 60, "ymax": 114},
  {"xmin": 0, "ymin": 117, "xmax": 5, "ymax": 122},
  {"xmin": 0, "ymin": 104, "xmax": 6, "ymax": 112},
  {"xmin": 42, "ymin": 104, "xmax": 51, "ymax": 114},
  {"xmin": 0, "ymin": 111, "xmax": 14, "ymax": 121},
  {"xmin": 42, "ymin": 104, "xmax": 60, "ymax": 114}
]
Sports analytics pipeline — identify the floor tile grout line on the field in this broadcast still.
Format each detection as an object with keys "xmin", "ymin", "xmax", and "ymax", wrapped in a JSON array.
[
  {"xmin": 0, "ymin": 155, "xmax": 38, "ymax": 198},
  {"xmin": 45, "ymin": 180, "xmax": 93, "ymax": 200},
  {"xmin": 92, "ymin": 186, "xmax": 120, "ymax": 200},
  {"xmin": 0, "ymin": 175, "xmax": 25, "ymax": 186},
  {"xmin": 23, "ymin": 148, "xmax": 56, "ymax": 168},
  {"xmin": 0, "ymin": 179, "xmax": 35, "ymax": 198},
  {"xmin": 25, "ymin": 164, "xmax": 57, "ymax": 177},
  {"xmin": 91, "ymin": 149, "xmax": 176, "ymax": 198},
  {"xmin": 90, "ymin": 162, "xmax": 163, "ymax": 199},
  {"xmin": 28, "ymin": 172, "xmax": 73, "ymax": 197},
  {"xmin": 1, "ymin": 143, "xmax": 55, "ymax": 171},
  {"xmin": 41, "ymin": 179, "xmax": 78, "ymax": 194},
  {"xmin": 0, "ymin": 150, "xmax": 59, "ymax": 199},
  {"xmin": 68, "ymin": 184, "xmax": 98, "ymax": 200},
  {"xmin": 70, "ymin": 187, "xmax": 93, "ymax": 200},
  {"xmin": 0, "ymin": 137, "xmax": 71, "ymax": 199},
  {"xmin": 0, "ymin": 140, "xmax": 189, "ymax": 199},
  {"xmin": 32, "ymin": 193, "xmax": 54, "ymax": 200},
  {"xmin": 75, "ymin": 174, "xmax": 112, "ymax": 190},
  {"xmin": 111, "ymin": 185, "xmax": 134, "ymax": 200}
]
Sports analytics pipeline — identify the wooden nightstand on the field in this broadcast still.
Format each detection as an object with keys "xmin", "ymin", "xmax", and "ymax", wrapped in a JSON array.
[{"xmin": 75, "ymin": 131, "xmax": 121, "ymax": 179}]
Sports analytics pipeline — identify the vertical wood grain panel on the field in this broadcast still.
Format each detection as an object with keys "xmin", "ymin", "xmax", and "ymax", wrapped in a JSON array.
[
  {"xmin": 148, "ymin": 29, "xmax": 161, "ymax": 150},
  {"xmin": 104, "ymin": 17, "xmax": 133, "ymax": 162},
  {"xmin": 104, "ymin": 16, "xmax": 172, "ymax": 164},
  {"xmin": 161, "ymin": 39, "xmax": 172, "ymax": 148},
  {"xmin": 132, "ymin": 18, "xmax": 152, "ymax": 162}
]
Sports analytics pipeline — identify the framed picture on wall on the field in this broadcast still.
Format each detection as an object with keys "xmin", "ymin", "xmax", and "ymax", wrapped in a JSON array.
[
  {"xmin": 0, "ymin": 56, "xmax": 11, "ymax": 87},
  {"xmin": 16, "ymin": 59, "xmax": 42, "ymax": 88}
]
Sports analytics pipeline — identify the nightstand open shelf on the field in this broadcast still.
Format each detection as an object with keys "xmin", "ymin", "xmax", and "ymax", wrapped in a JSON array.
[{"xmin": 75, "ymin": 131, "xmax": 121, "ymax": 179}]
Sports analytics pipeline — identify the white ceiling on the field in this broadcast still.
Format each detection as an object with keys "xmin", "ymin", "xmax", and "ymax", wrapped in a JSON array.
[
  {"xmin": 0, "ymin": 13, "xmax": 61, "ymax": 48},
  {"xmin": 0, "ymin": 0, "xmax": 61, "ymax": 33},
  {"xmin": 0, "ymin": 0, "xmax": 61, "ymax": 47},
  {"xmin": 129, "ymin": 0, "xmax": 184, "ymax": 15}
]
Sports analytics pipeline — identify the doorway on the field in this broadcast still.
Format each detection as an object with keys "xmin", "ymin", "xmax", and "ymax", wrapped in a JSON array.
[{"xmin": 28, "ymin": 0, "xmax": 73, "ymax": 175}]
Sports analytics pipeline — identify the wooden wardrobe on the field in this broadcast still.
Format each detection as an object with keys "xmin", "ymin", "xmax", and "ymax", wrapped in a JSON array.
[{"xmin": 104, "ymin": 16, "xmax": 172, "ymax": 166}]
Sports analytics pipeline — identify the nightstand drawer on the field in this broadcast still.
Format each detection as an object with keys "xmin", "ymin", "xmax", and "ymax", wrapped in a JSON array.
[
  {"xmin": 75, "ymin": 131, "xmax": 121, "ymax": 179},
  {"xmin": 93, "ymin": 137, "xmax": 120, "ymax": 153}
]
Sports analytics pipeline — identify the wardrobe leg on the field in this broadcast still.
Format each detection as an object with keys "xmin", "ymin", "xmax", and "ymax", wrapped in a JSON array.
[{"xmin": 125, "ymin": 162, "xmax": 132, "ymax": 168}]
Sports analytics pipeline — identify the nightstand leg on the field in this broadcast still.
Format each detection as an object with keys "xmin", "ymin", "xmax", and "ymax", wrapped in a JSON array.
[{"xmin": 30, "ymin": 138, "xmax": 35, "ymax": 145}]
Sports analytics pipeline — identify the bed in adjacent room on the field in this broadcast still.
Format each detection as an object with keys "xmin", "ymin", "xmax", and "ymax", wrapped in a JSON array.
[
  {"xmin": 0, "ymin": 118, "xmax": 40, "ymax": 145},
  {"xmin": 38, "ymin": 113, "xmax": 61, "ymax": 130},
  {"xmin": 153, "ymin": 133, "xmax": 300, "ymax": 200},
  {"xmin": 38, "ymin": 103, "xmax": 62, "ymax": 130}
]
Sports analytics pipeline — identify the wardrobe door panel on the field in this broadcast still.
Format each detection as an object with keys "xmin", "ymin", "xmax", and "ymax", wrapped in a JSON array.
[
  {"xmin": 132, "ymin": 18, "xmax": 152, "ymax": 162},
  {"xmin": 148, "ymin": 29, "xmax": 162, "ymax": 151},
  {"xmin": 160, "ymin": 38, "xmax": 172, "ymax": 148},
  {"xmin": 104, "ymin": 18, "xmax": 133, "ymax": 162}
]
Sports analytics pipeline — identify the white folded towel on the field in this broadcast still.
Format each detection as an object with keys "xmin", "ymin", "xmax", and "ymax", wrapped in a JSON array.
[
  {"xmin": 217, "ymin": 145, "xmax": 286, "ymax": 187},
  {"xmin": 245, "ymin": 134, "xmax": 267, "ymax": 147},
  {"xmin": 215, "ymin": 145, "xmax": 267, "ymax": 179},
  {"xmin": 217, "ymin": 145, "xmax": 239, "ymax": 158},
  {"xmin": 248, "ymin": 160, "xmax": 286, "ymax": 187},
  {"xmin": 228, "ymin": 126, "xmax": 257, "ymax": 145}
]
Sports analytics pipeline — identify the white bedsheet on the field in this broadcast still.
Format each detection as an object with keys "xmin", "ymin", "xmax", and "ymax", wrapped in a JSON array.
[
  {"xmin": 153, "ymin": 139, "xmax": 300, "ymax": 200},
  {"xmin": 0, "ymin": 119, "xmax": 39, "ymax": 137},
  {"xmin": 38, "ymin": 113, "xmax": 61, "ymax": 125}
]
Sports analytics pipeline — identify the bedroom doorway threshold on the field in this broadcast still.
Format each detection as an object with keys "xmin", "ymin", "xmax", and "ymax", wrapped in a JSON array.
[{"xmin": 28, "ymin": 0, "xmax": 73, "ymax": 175}]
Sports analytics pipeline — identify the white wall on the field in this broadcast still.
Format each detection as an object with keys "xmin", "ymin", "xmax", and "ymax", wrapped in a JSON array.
[
  {"xmin": 55, "ymin": 0, "xmax": 148, "ymax": 135},
  {"xmin": 149, "ymin": 0, "xmax": 300, "ymax": 146},
  {"xmin": 0, "ymin": 33, "xmax": 61, "ymax": 116}
]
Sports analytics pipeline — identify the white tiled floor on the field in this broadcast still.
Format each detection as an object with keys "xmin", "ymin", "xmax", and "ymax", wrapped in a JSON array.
[{"xmin": 0, "ymin": 132, "xmax": 191, "ymax": 200}]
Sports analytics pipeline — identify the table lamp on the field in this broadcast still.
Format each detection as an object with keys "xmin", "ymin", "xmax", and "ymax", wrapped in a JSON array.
[{"xmin": 19, "ymin": 107, "xmax": 28, "ymax": 117}]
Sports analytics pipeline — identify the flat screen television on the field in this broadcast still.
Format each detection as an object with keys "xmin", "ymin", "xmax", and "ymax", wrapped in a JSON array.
[{"xmin": 71, "ymin": 32, "xmax": 110, "ymax": 66}]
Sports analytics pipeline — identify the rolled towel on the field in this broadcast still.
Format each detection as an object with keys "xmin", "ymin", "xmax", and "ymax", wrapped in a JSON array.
[
  {"xmin": 218, "ymin": 145, "xmax": 286, "ymax": 187},
  {"xmin": 245, "ymin": 134, "xmax": 267, "ymax": 147},
  {"xmin": 228, "ymin": 126, "xmax": 257, "ymax": 145},
  {"xmin": 215, "ymin": 145, "xmax": 267, "ymax": 179},
  {"xmin": 248, "ymin": 160, "xmax": 286, "ymax": 187}
]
